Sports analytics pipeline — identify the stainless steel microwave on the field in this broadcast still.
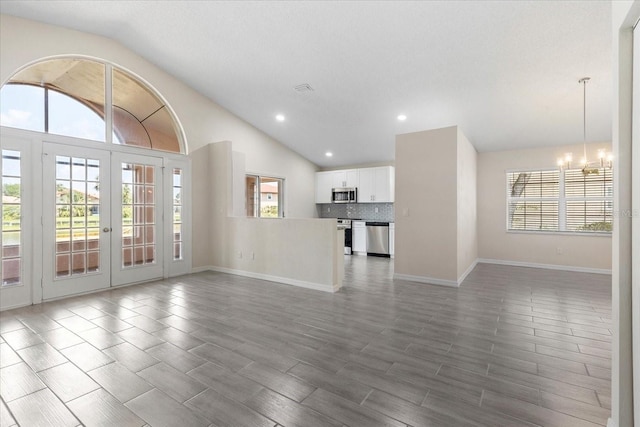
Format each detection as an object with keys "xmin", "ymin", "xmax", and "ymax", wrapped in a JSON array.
[{"xmin": 332, "ymin": 187, "xmax": 357, "ymax": 203}]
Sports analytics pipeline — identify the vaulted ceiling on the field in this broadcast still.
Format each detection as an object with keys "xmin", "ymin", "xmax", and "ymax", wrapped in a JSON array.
[{"xmin": 0, "ymin": 1, "xmax": 612, "ymax": 167}]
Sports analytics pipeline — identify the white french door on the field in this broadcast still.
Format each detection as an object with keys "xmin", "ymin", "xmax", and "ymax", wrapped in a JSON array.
[
  {"xmin": 42, "ymin": 143, "xmax": 164, "ymax": 299},
  {"xmin": 0, "ymin": 135, "xmax": 33, "ymax": 310},
  {"xmin": 110, "ymin": 152, "xmax": 163, "ymax": 287}
]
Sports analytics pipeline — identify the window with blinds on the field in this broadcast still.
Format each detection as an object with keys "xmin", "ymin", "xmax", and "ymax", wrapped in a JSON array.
[
  {"xmin": 506, "ymin": 168, "xmax": 612, "ymax": 234},
  {"xmin": 564, "ymin": 168, "xmax": 613, "ymax": 232},
  {"xmin": 507, "ymin": 170, "xmax": 559, "ymax": 231}
]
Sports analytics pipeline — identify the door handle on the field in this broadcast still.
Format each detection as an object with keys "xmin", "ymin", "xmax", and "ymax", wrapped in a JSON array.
[{"xmin": 103, "ymin": 227, "xmax": 112, "ymax": 233}]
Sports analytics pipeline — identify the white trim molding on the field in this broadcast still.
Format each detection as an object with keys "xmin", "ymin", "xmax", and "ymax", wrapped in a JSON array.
[
  {"xmin": 393, "ymin": 273, "xmax": 459, "ymax": 288},
  {"xmin": 191, "ymin": 266, "xmax": 339, "ymax": 293},
  {"xmin": 457, "ymin": 259, "xmax": 478, "ymax": 285},
  {"xmin": 478, "ymin": 258, "xmax": 612, "ymax": 275},
  {"xmin": 190, "ymin": 265, "xmax": 214, "ymax": 274},
  {"xmin": 606, "ymin": 418, "xmax": 617, "ymax": 427}
]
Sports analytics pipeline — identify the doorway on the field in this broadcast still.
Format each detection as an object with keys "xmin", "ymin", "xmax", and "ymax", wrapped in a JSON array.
[{"xmin": 41, "ymin": 143, "xmax": 165, "ymax": 299}]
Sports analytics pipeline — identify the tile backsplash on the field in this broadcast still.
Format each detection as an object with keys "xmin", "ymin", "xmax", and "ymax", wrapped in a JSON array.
[{"xmin": 317, "ymin": 203, "xmax": 395, "ymax": 222}]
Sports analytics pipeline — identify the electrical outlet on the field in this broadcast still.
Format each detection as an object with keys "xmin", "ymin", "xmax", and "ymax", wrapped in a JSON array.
[
  {"xmin": 327, "ymin": 207, "xmax": 330, "ymax": 213},
  {"xmin": 238, "ymin": 251, "xmax": 242, "ymax": 259},
  {"xmin": 375, "ymin": 207, "xmax": 379, "ymax": 213},
  {"xmin": 556, "ymin": 247, "xmax": 563, "ymax": 255},
  {"xmin": 402, "ymin": 208, "xmax": 409, "ymax": 217}
]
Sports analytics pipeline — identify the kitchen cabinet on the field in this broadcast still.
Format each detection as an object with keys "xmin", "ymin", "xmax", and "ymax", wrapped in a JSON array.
[
  {"xmin": 315, "ymin": 172, "xmax": 333, "ymax": 203},
  {"xmin": 333, "ymin": 169, "xmax": 358, "ymax": 188},
  {"xmin": 316, "ymin": 169, "xmax": 359, "ymax": 203},
  {"xmin": 352, "ymin": 221, "xmax": 367, "ymax": 253},
  {"xmin": 357, "ymin": 166, "xmax": 395, "ymax": 203},
  {"xmin": 389, "ymin": 223, "xmax": 395, "ymax": 257},
  {"xmin": 315, "ymin": 166, "xmax": 393, "ymax": 204}
]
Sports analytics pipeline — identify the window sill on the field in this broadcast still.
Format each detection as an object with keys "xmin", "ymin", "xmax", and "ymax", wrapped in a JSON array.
[{"xmin": 506, "ymin": 230, "xmax": 612, "ymax": 237}]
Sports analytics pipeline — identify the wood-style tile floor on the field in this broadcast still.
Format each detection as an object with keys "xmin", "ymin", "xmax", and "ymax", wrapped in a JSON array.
[{"xmin": 0, "ymin": 257, "xmax": 612, "ymax": 426}]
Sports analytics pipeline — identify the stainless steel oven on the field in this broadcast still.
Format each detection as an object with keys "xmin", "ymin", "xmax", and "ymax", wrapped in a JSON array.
[{"xmin": 337, "ymin": 219, "xmax": 352, "ymax": 255}]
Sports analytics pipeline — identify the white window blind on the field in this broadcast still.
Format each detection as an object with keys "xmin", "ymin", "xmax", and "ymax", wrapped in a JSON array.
[
  {"xmin": 507, "ymin": 170, "xmax": 559, "ymax": 231},
  {"xmin": 506, "ymin": 168, "xmax": 612, "ymax": 234},
  {"xmin": 564, "ymin": 168, "xmax": 613, "ymax": 232}
]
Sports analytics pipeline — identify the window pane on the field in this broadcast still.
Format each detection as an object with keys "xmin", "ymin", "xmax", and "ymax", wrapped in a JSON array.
[
  {"xmin": 2, "ymin": 150, "xmax": 21, "ymax": 178},
  {"xmin": 507, "ymin": 170, "xmax": 559, "ymax": 198},
  {"xmin": 49, "ymin": 90, "xmax": 106, "ymax": 142},
  {"xmin": 112, "ymin": 69, "xmax": 181, "ymax": 152},
  {"xmin": 2, "ymin": 150, "xmax": 22, "ymax": 286},
  {"xmin": 172, "ymin": 168, "xmax": 183, "ymax": 260},
  {"xmin": 565, "ymin": 168, "xmax": 613, "ymax": 198},
  {"xmin": 246, "ymin": 175, "xmax": 258, "ymax": 217},
  {"xmin": 260, "ymin": 177, "xmax": 281, "ymax": 218},
  {"xmin": 121, "ymin": 162, "xmax": 156, "ymax": 268},
  {"xmin": 0, "ymin": 84, "xmax": 45, "ymax": 132},
  {"xmin": 7, "ymin": 58, "xmax": 106, "ymax": 141},
  {"xmin": 566, "ymin": 201, "xmax": 613, "ymax": 232},
  {"xmin": 508, "ymin": 201, "xmax": 559, "ymax": 231}
]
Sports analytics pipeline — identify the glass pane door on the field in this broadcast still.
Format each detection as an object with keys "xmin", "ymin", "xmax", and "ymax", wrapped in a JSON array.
[
  {"xmin": 111, "ymin": 153, "xmax": 163, "ymax": 286},
  {"xmin": 42, "ymin": 144, "xmax": 110, "ymax": 299},
  {"xmin": 0, "ymin": 135, "xmax": 32, "ymax": 310}
]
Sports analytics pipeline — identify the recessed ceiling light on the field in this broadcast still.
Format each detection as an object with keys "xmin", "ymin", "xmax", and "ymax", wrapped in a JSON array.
[
  {"xmin": 275, "ymin": 114, "xmax": 285, "ymax": 122},
  {"xmin": 325, "ymin": 151, "xmax": 333, "ymax": 157},
  {"xmin": 397, "ymin": 114, "xmax": 407, "ymax": 121}
]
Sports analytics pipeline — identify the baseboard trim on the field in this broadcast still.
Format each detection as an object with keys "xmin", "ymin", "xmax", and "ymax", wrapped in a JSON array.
[
  {"xmin": 191, "ymin": 265, "xmax": 214, "ymax": 274},
  {"xmin": 0, "ymin": 301, "xmax": 32, "ymax": 312},
  {"xmin": 606, "ymin": 418, "xmax": 617, "ymax": 427},
  {"xmin": 477, "ymin": 258, "xmax": 612, "ymax": 275},
  {"xmin": 194, "ymin": 265, "xmax": 338, "ymax": 293},
  {"xmin": 393, "ymin": 273, "xmax": 459, "ymax": 288},
  {"xmin": 457, "ymin": 259, "xmax": 478, "ymax": 285}
]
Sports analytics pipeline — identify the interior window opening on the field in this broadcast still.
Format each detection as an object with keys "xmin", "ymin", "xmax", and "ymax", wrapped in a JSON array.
[{"xmin": 246, "ymin": 175, "xmax": 284, "ymax": 218}]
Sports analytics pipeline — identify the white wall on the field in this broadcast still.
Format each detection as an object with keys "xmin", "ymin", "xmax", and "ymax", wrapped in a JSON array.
[
  {"xmin": 632, "ymin": 13, "xmax": 640, "ymax": 426},
  {"xmin": 477, "ymin": 143, "xmax": 612, "ymax": 272},
  {"xmin": 610, "ymin": 2, "xmax": 638, "ymax": 426},
  {"xmin": 192, "ymin": 141, "xmax": 343, "ymax": 292},
  {"xmin": 0, "ymin": 14, "xmax": 319, "ymax": 221},
  {"xmin": 395, "ymin": 127, "xmax": 459, "ymax": 284},
  {"xmin": 457, "ymin": 129, "xmax": 478, "ymax": 279},
  {"xmin": 395, "ymin": 126, "xmax": 477, "ymax": 285},
  {"xmin": 219, "ymin": 217, "xmax": 344, "ymax": 292}
]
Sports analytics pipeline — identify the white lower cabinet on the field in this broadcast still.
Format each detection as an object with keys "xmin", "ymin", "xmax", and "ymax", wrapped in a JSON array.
[
  {"xmin": 389, "ymin": 223, "xmax": 395, "ymax": 257},
  {"xmin": 352, "ymin": 221, "xmax": 367, "ymax": 253}
]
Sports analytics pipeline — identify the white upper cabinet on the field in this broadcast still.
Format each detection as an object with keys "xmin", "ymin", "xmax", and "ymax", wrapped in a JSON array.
[
  {"xmin": 357, "ymin": 166, "xmax": 395, "ymax": 203},
  {"xmin": 315, "ymin": 166, "xmax": 394, "ymax": 204},
  {"xmin": 315, "ymin": 171, "xmax": 333, "ymax": 203},
  {"xmin": 332, "ymin": 169, "xmax": 358, "ymax": 188}
]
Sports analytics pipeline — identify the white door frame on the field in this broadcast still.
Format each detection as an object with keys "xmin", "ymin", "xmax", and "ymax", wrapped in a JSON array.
[{"xmin": 631, "ymin": 16, "xmax": 640, "ymax": 427}]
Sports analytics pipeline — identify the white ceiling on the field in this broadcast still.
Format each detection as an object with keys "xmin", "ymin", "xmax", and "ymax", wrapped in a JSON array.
[{"xmin": 1, "ymin": 1, "xmax": 612, "ymax": 168}]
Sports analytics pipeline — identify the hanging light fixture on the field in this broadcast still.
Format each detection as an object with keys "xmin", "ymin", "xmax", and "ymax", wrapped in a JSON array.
[{"xmin": 557, "ymin": 77, "xmax": 613, "ymax": 175}]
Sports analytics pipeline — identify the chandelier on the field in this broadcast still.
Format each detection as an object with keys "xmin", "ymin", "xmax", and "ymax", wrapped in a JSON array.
[{"xmin": 557, "ymin": 77, "xmax": 612, "ymax": 175}]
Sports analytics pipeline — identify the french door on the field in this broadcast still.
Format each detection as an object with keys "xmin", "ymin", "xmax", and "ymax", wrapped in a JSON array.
[{"xmin": 42, "ymin": 143, "xmax": 164, "ymax": 299}]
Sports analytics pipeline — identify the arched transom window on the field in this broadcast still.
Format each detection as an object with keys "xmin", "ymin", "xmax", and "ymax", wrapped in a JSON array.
[{"xmin": 0, "ymin": 58, "xmax": 184, "ymax": 153}]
